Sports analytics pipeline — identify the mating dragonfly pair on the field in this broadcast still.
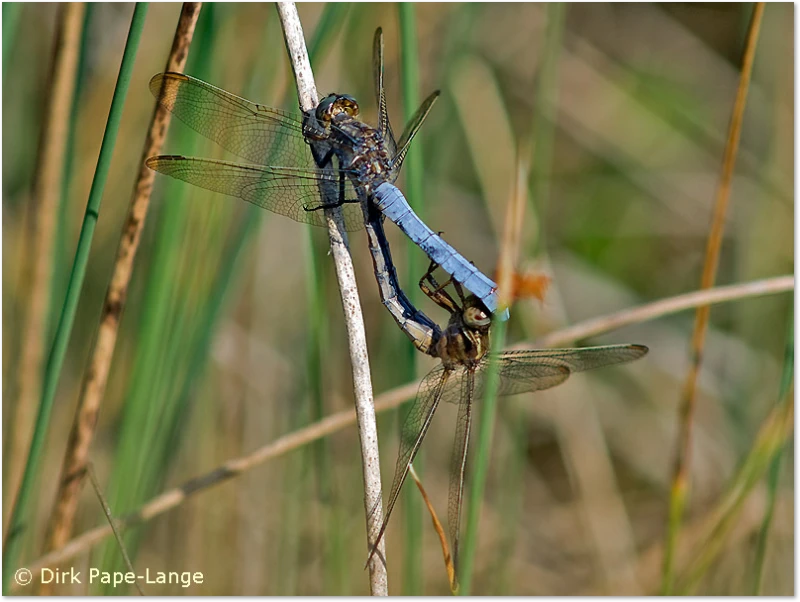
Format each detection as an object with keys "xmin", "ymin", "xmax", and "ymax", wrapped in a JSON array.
[{"xmin": 147, "ymin": 28, "xmax": 648, "ymax": 583}]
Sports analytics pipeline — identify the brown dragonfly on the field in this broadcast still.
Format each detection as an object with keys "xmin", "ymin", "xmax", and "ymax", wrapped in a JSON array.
[{"xmin": 366, "ymin": 261, "xmax": 648, "ymax": 584}]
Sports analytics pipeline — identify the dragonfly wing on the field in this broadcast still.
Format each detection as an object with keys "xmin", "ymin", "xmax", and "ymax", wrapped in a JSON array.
[
  {"xmin": 491, "ymin": 344, "xmax": 649, "ymax": 397},
  {"xmin": 448, "ymin": 367, "xmax": 476, "ymax": 581},
  {"xmin": 391, "ymin": 89, "xmax": 440, "ymax": 176},
  {"xmin": 146, "ymin": 155, "xmax": 365, "ymax": 232},
  {"xmin": 368, "ymin": 365, "xmax": 453, "ymax": 563},
  {"xmin": 372, "ymin": 28, "xmax": 397, "ymax": 157},
  {"xmin": 150, "ymin": 72, "xmax": 316, "ymax": 168}
]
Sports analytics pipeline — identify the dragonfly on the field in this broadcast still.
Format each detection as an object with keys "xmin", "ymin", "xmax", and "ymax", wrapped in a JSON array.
[
  {"xmin": 146, "ymin": 28, "xmax": 507, "ymax": 319},
  {"xmin": 365, "ymin": 260, "xmax": 648, "ymax": 583}
]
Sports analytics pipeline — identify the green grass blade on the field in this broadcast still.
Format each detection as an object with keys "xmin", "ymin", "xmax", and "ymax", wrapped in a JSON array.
[
  {"xmin": 397, "ymin": 3, "xmax": 426, "ymax": 594},
  {"xmin": 489, "ymin": 9, "xmax": 567, "ymax": 591},
  {"xmin": 307, "ymin": 2, "xmax": 350, "ymax": 61},
  {"xmin": 528, "ymin": 2, "xmax": 565, "ymax": 254},
  {"xmin": 94, "ymin": 6, "xmax": 217, "ymax": 588},
  {"xmin": 751, "ymin": 318, "xmax": 793, "ymax": 594},
  {"xmin": 2, "ymin": 3, "xmax": 22, "ymax": 82},
  {"xmin": 1, "ymin": 4, "xmax": 148, "ymax": 591},
  {"xmin": 98, "ymin": 5, "xmax": 350, "ymax": 592},
  {"xmin": 94, "ymin": 172, "xmax": 191, "ymax": 592},
  {"xmin": 458, "ymin": 316, "xmax": 508, "ymax": 595}
]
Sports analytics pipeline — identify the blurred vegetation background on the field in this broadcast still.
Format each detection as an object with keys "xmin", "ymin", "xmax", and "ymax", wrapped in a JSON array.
[{"xmin": 2, "ymin": 2, "xmax": 793, "ymax": 595}]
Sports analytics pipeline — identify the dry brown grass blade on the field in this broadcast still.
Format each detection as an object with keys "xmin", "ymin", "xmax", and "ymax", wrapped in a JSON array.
[
  {"xmin": 17, "ymin": 274, "xmax": 792, "ymax": 587},
  {"xmin": 496, "ymin": 144, "xmax": 531, "ymax": 307},
  {"xmin": 6, "ymin": 2, "xmax": 85, "ymax": 530},
  {"xmin": 661, "ymin": 3, "xmax": 766, "ymax": 593},
  {"xmin": 40, "ymin": 2, "xmax": 202, "ymax": 567},
  {"xmin": 458, "ymin": 146, "xmax": 530, "ymax": 592},
  {"xmin": 407, "ymin": 465, "xmax": 457, "ymax": 593}
]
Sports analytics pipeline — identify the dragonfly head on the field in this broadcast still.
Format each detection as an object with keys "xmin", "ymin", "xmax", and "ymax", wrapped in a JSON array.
[{"xmin": 316, "ymin": 94, "xmax": 360, "ymax": 123}]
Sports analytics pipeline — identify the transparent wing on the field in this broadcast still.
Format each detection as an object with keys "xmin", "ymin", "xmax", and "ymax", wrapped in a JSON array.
[
  {"xmin": 146, "ymin": 155, "xmax": 366, "ymax": 232},
  {"xmin": 391, "ymin": 90, "xmax": 440, "ymax": 177},
  {"xmin": 448, "ymin": 368, "xmax": 475, "ymax": 581},
  {"xmin": 368, "ymin": 365, "xmax": 459, "ymax": 564},
  {"xmin": 437, "ymin": 344, "xmax": 647, "ymax": 576},
  {"xmin": 475, "ymin": 344, "xmax": 649, "ymax": 398},
  {"xmin": 150, "ymin": 72, "xmax": 317, "ymax": 168},
  {"xmin": 372, "ymin": 28, "xmax": 397, "ymax": 157}
]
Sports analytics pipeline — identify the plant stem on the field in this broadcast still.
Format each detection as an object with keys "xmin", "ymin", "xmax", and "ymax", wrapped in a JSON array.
[
  {"xmin": 398, "ymin": 4, "xmax": 426, "ymax": 594},
  {"xmin": 751, "ymin": 319, "xmax": 793, "ymax": 594},
  {"xmin": 2, "ymin": 4, "xmax": 149, "ymax": 592},
  {"xmin": 661, "ymin": 4, "xmax": 765, "ymax": 593},
  {"xmin": 6, "ymin": 0, "xmax": 84, "ymax": 537},
  {"xmin": 460, "ymin": 149, "xmax": 527, "ymax": 594},
  {"xmin": 276, "ymin": 3, "xmax": 387, "ymax": 595},
  {"xmin": 41, "ymin": 2, "xmax": 201, "ymax": 565},
  {"xmin": 17, "ymin": 273, "xmax": 793, "ymax": 587}
]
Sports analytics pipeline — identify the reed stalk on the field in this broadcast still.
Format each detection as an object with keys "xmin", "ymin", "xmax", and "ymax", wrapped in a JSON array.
[
  {"xmin": 397, "ymin": 4, "xmax": 427, "ymax": 594},
  {"xmin": 50, "ymin": 4, "xmax": 91, "ymax": 342},
  {"xmin": 92, "ymin": 8, "xmax": 217, "ymax": 589},
  {"xmin": 491, "ymin": 6, "xmax": 566, "ymax": 592},
  {"xmin": 660, "ymin": 4, "xmax": 765, "ymax": 593},
  {"xmin": 2, "ymin": 2, "xmax": 22, "ymax": 82},
  {"xmin": 87, "ymin": 466, "xmax": 145, "ymax": 595},
  {"xmin": 40, "ymin": 4, "xmax": 201, "ymax": 571},
  {"xmin": 459, "ymin": 150, "xmax": 528, "ymax": 594},
  {"xmin": 5, "ymin": 1, "xmax": 84, "ymax": 532},
  {"xmin": 276, "ymin": 3, "xmax": 387, "ymax": 594},
  {"xmin": 751, "ymin": 320, "xmax": 792, "ymax": 594},
  {"xmin": 16, "ymin": 273, "xmax": 792, "ymax": 588},
  {"xmin": 2, "ymin": 4, "xmax": 149, "ymax": 592},
  {"xmin": 534, "ymin": 275, "xmax": 792, "ymax": 348},
  {"xmin": 299, "ymin": 5, "xmax": 351, "ymax": 593}
]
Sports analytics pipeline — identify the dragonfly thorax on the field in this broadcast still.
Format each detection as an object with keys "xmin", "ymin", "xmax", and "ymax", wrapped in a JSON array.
[
  {"xmin": 435, "ymin": 296, "xmax": 491, "ymax": 369},
  {"xmin": 302, "ymin": 94, "xmax": 393, "ymax": 193},
  {"xmin": 330, "ymin": 118, "xmax": 393, "ymax": 191}
]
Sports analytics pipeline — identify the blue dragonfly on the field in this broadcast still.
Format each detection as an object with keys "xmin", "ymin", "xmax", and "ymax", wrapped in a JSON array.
[{"xmin": 146, "ymin": 29, "xmax": 507, "ymax": 319}]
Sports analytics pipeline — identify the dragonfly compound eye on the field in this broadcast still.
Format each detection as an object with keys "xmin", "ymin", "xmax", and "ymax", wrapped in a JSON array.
[
  {"xmin": 337, "ymin": 94, "xmax": 360, "ymax": 117},
  {"xmin": 464, "ymin": 307, "xmax": 491, "ymax": 328},
  {"xmin": 315, "ymin": 95, "xmax": 337, "ymax": 122}
]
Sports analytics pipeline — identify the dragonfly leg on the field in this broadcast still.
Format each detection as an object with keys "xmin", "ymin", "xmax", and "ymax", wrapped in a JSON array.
[
  {"xmin": 302, "ymin": 197, "xmax": 360, "ymax": 212},
  {"xmin": 419, "ymin": 259, "xmax": 439, "ymax": 287},
  {"xmin": 309, "ymin": 144, "xmax": 335, "ymax": 169},
  {"xmin": 303, "ymin": 172, "xmax": 359, "ymax": 212},
  {"xmin": 420, "ymin": 260, "xmax": 460, "ymax": 314},
  {"xmin": 421, "ymin": 260, "xmax": 456, "ymax": 298},
  {"xmin": 451, "ymin": 280, "xmax": 468, "ymax": 305}
]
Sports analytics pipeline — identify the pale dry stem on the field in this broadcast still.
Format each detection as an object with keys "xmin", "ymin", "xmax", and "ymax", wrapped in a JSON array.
[
  {"xmin": 275, "ymin": 3, "xmax": 387, "ymax": 595},
  {"xmin": 18, "ymin": 274, "xmax": 792, "ymax": 587}
]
